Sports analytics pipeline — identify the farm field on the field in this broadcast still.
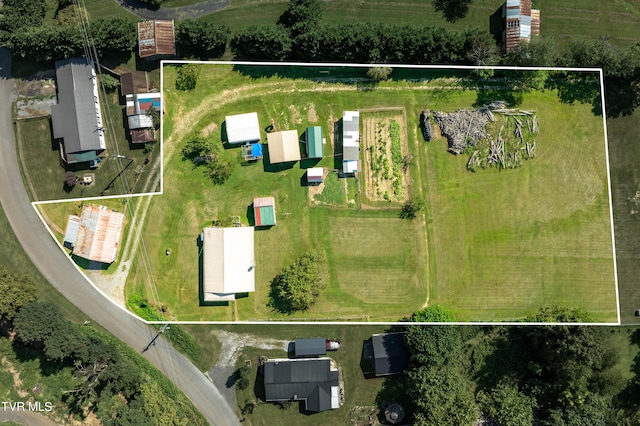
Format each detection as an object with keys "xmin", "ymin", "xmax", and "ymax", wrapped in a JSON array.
[
  {"xmin": 121, "ymin": 62, "xmax": 618, "ymax": 322},
  {"xmin": 198, "ymin": 0, "xmax": 640, "ymax": 48}
]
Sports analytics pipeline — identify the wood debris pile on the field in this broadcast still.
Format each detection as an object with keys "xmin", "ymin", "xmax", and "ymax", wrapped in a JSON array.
[{"xmin": 433, "ymin": 107, "xmax": 495, "ymax": 154}]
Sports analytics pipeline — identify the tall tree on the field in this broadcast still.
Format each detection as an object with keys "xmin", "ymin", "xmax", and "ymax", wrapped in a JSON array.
[
  {"xmin": 176, "ymin": 20, "xmax": 229, "ymax": 59},
  {"xmin": 277, "ymin": 0, "xmax": 322, "ymax": 37},
  {"xmin": 269, "ymin": 252, "xmax": 324, "ymax": 313},
  {"xmin": 0, "ymin": 268, "xmax": 36, "ymax": 322},
  {"xmin": 231, "ymin": 25, "xmax": 292, "ymax": 60},
  {"xmin": 407, "ymin": 365, "xmax": 479, "ymax": 425},
  {"xmin": 404, "ymin": 325, "xmax": 462, "ymax": 367}
]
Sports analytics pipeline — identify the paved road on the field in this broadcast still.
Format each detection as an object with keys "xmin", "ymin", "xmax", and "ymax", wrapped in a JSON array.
[
  {"xmin": 0, "ymin": 47, "xmax": 239, "ymax": 426},
  {"xmin": 0, "ymin": 410, "xmax": 59, "ymax": 426},
  {"xmin": 119, "ymin": 0, "xmax": 229, "ymax": 20}
]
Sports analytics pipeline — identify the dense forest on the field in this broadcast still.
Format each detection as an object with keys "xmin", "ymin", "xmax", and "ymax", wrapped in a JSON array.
[{"xmin": 382, "ymin": 307, "xmax": 640, "ymax": 425}]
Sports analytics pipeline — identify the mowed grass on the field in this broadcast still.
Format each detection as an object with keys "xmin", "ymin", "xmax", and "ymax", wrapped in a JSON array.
[
  {"xmin": 423, "ymin": 90, "xmax": 617, "ymax": 322},
  {"xmin": 139, "ymin": 64, "xmax": 616, "ymax": 322},
  {"xmin": 198, "ymin": 0, "xmax": 640, "ymax": 47},
  {"xmin": 607, "ymin": 110, "xmax": 640, "ymax": 324}
]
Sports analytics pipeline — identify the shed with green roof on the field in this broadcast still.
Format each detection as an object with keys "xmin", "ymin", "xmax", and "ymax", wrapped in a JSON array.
[
  {"xmin": 305, "ymin": 126, "xmax": 323, "ymax": 159},
  {"xmin": 253, "ymin": 197, "xmax": 276, "ymax": 227}
]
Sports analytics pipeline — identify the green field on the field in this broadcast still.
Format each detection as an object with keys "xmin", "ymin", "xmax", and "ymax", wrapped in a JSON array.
[
  {"xmin": 198, "ymin": 0, "xmax": 640, "ymax": 48},
  {"xmin": 121, "ymin": 63, "xmax": 617, "ymax": 322}
]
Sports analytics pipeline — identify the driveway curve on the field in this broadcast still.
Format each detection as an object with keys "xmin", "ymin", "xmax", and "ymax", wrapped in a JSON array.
[
  {"xmin": 118, "ymin": 0, "xmax": 230, "ymax": 20},
  {"xmin": 0, "ymin": 47, "xmax": 239, "ymax": 426}
]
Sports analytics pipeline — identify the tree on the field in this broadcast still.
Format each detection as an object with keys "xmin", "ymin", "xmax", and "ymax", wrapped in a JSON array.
[
  {"xmin": 230, "ymin": 25, "xmax": 292, "ymax": 60},
  {"xmin": 407, "ymin": 365, "xmax": 479, "ymax": 426},
  {"xmin": 269, "ymin": 252, "xmax": 324, "ymax": 313},
  {"xmin": 0, "ymin": 0, "xmax": 46, "ymax": 33},
  {"xmin": 13, "ymin": 301, "xmax": 82, "ymax": 361},
  {"xmin": 432, "ymin": 0, "xmax": 474, "ymax": 23},
  {"xmin": 399, "ymin": 198, "xmax": 424, "ymax": 220},
  {"xmin": 146, "ymin": 105, "xmax": 160, "ymax": 130},
  {"xmin": 410, "ymin": 305, "xmax": 456, "ymax": 322},
  {"xmin": 0, "ymin": 268, "xmax": 36, "ymax": 322},
  {"xmin": 404, "ymin": 325, "xmax": 462, "ymax": 367},
  {"xmin": 91, "ymin": 17, "xmax": 137, "ymax": 57},
  {"xmin": 176, "ymin": 20, "xmax": 229, "ymax": 59},
  {"xmin": 175, "ymin": 63, "xmax": 200, "ymax": 91},
  {"xmin": 55, "ymin": 4, "xmax": 90, "ymax": 26},
  {"xmin": 235, "ymin": 365, "xmax": 251, "ymax": 390},
  {"xmin": 477, "ymin": 379, "xmax": 536, "ymax": 426},
  {"xmin": 100, "ymin": 74, "xmax": 119, "ymax": 93},
  {"xmin": 207, "ymin": 160, "xmax": 233, "ymax": 185},
  {"xmin": 277, "ymin": 0, "xmax": 322, "ymax": 37},
  {"xmin": 182, "ymin": 133, "xmax": 213, "ymax": 164},
  {"xmin": 367, "ymin": 66, "xmax": 393, "ymax": 81}
]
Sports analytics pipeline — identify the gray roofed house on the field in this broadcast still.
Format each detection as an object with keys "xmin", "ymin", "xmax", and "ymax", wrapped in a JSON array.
[
  {"xmin": 51, "ymin": 58, "xmax": 106, "ymax": 164},
  {"xmin": 295, "ymin": 338, "xmax": 327, "ymax": 358},
  {"xmin": 371, "ymin": 332, "xmax": 410, "ymax": 377},
  {"xmin": 342, "ymin": 111, "xmax": 360, "ymax": 174},
  {"xmin": 264, "ymin": 358, "xmax": 340, "ymax": 412}
]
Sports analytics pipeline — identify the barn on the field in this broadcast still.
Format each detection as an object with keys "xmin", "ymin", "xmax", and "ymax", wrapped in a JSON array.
[{"xmin": 200, "ymin": 227, "xmax": 255, "ymax": 301}]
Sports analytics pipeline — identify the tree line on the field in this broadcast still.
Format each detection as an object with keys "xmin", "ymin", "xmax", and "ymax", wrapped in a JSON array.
[
  {"xmin": 0, "ymin": 267, "xmax": 206, "ymax": 425},
  {"xmin": 384, "ymin": 306, "xmax": 640, "ymax": 426}
]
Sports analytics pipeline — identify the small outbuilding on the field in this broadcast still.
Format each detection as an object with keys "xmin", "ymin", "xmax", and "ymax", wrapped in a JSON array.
[
  {"xmin": 253, "ymin": 197, "xmax": 276, "ymax": 227},
  {"xmin": 138, "ymin": 20, "xmax": 176, "ymax": 60},
  {"xmin": 267, "ymin": 130, "xmax": 301, "ymax": 163},
  {"xmin": 306, "ymin": 167, "xmax": 324, "ymax": 185},
  {"xmin": 294, "ymin": 338, "xmax": 327, "ymax": 358},
  {"xmin": 200, "ymin": 226, "xmax": 255, "ymax": 301},
  {"xmin": 120, "ymin": 71, "xmax": 149, "ymax": 97},
  {"xmin": 371, "ymin": 332, "xmax": 410, "ymax": 377},
  {"xmin": 225, "ymin": 112, "xmax": 261, "ymax": 145},
  {"xmin": 305, "ymin": 126, "xmax": 323, "ymax": 159}
]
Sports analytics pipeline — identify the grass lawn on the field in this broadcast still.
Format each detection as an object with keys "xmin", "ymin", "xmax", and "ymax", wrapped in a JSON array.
[
  {"xmin": 124, "ymin": 63, "xmax": 617, "ymax": 322},
  {"xmin": 15, "ymin": 89, "xmax": 161, "ymax": 202},
  {"xmin": 198, "ymin": 0, "xmax": 640, "ymax": 47},
  {"xmin": 607, "ymin": 109, "xmax": 640, "ymax": 324},
  {"xmin": 424, "ymin": 89, "xmax": 617, "ymax": 322}
]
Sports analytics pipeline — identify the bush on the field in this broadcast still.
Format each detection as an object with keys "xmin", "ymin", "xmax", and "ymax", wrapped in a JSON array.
[
  {"xmin": 235, "ymin": 365, "xmax": 251, "ymax": 390},
  {"xmin": 176, "ymin": 64, "xmax": 200, "ymax": 91}
]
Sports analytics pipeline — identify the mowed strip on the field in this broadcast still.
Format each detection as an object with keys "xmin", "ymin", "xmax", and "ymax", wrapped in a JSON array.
[{"xmin": 329, "ymin": 215, "xmax": 425, "ymax": 307}]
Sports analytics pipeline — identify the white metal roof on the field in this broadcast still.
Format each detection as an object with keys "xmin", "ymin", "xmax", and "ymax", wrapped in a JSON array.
[
  {"xmin": 202, "ymin": 227, "xmax": 255, "ymax": 300},
  {"xmin": 226, "ymin": 112, "xmax": 261, "ymax": 144}
]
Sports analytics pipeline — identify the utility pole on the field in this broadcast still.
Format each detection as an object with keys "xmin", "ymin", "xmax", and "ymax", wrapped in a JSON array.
[
  {"xmin": 100, "ymin": 154, "xmax": 134, "ymax": 196},
  {"xmin": 142, "ymin": 323, "xmax": 170, "ymax": 353}
]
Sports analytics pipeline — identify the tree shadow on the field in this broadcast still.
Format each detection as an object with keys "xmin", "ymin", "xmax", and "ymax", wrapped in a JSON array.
[
  {"xmin": 604, "ymin": 77, "xmax": 640, "ymax": 118},
  {"xmin": 545, "ymin": 71, "xmax": 602, "ymax": 116},
  {"xmin": 432, "ymin": 0, "xmax": 473, "ymax": 23},
  {"xmin": 267, "ymin": 274, "xmax": 295, "ymax": 315}
]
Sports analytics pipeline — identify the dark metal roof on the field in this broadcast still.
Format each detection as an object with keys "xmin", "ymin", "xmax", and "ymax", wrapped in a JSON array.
[
  {"xmin": 51, "ymin": 58, "xmax": 105, "ymax": 164},
  {"xmin": 138, "ymin": 20, "xmax": 176, "ymax": 59},
  {"xmin": 120, "ymin": 71, "xmax": 149, "ymax": 96},
  {"xmin": 264, "ymin": 358, "xmax": 338, "ymax": 412},
  {"xmin": 295, "ymin": 338, "xmax": 326, "ymax": 358},
  {"xmin": 372, "ymin": 332, "xmax": 410, "ymax": 376}
]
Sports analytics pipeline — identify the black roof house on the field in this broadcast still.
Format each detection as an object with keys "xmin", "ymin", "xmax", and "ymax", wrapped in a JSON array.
[
  {"xmin": 371, "ymin": 332, "xmax": 410, "ymax": 377},
  {"xmin": 295, "ymin": 338, "xmax": 327, "ymax": 358},
  {"xmin": 264, "ymin": 358, "xmax": 339, "ymax": 412}
]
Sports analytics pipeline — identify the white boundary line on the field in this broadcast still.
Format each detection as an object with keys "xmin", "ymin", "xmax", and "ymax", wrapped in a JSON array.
[{"xmin": 31, "ymin": 61, "xmax": 618, "ymax": 326}]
